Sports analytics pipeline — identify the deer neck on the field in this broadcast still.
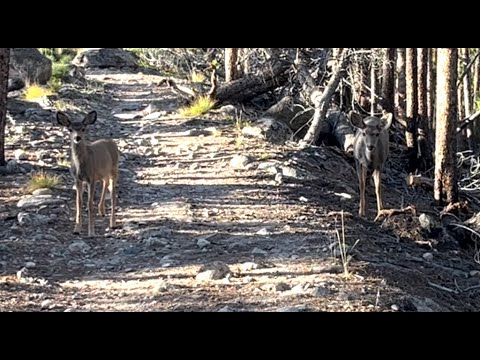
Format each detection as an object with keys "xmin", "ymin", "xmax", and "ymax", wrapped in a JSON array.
[{"xmin": 71, "ymin": 141, "xmax": 91, "ymax": 169}]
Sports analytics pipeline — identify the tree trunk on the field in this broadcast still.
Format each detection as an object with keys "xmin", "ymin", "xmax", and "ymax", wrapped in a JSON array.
[
  {"xmin": 0, "ymin": 48, "xmax": 10, "ymax": 166},
  {"xmin": 302, "ymin": 48, "xmax": 348, "ymax": 145},
  {"xmin": 381, "ymin": 48, "xmax": 395, "ymax": 114},
  {"xmin": 462, "ymin": 48, "xmax": 474, "ymax": 150},
  {"xmin": 406, "ymin": 48, "xmax": 418, "ymax": 172},
  {"xmin": 473, "ymin": 48, "xmax": 480, "ymax": 142},
  {"xmin": 225, "ymin": 48, "xmax": 239, "ymax": 83},
  {"xmin": 417, "ymin": 48, "xmax": 433, "ymax": 172},
  {"xmin": 370, "ymin": 50, "xmax": 376, "ymax": 116},
  {"xmin": 434, "ymin": 48, "xmax": 459, "ymax": 205},
  {"xmin": 215, "ymin": 59, "xmax": 289, "ymax": 105},
  {"xmin": 395, "ymin": 48, "xmax": 407, "ymax": 128},
  {"xmin": 427, "ymin": 48, "xmax": 436, "ymax": 132}
]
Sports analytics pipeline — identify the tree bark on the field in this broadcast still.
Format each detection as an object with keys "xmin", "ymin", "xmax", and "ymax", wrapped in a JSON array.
[
  {"xmin": 417, "ymin": 48, "xmax": 433, "ymax": 171},
  {"xmin": 395, "ymin": 48, "xmax": 407, "ymax": 128},
  {"xmin": 225, "ymin": 48, "xmax": 239, "ymax": 83},
  {"xmin": 434, "ymin": 48, "xmax": 459, "ymax": 205},
  {"xmin": 0, "ymin": 48, "xmax": 10, "ymax": 166},
  {"xmin": 427, "ymin": 48, "xmax": 436, "ymax": 131},
  {"xmin": 406, "ymin": 48, "xmax": 418, "ymax": 172},
  {"xmin": 381, "ymin": 48, "xmax": 395, "ymax": 114},
  {"xmin": 462, "ymin": 48, "xmax": 474, "ymax": 150}
]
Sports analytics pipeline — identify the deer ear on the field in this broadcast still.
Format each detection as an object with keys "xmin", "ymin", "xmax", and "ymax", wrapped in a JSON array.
[
  {"xmin": 348, "ymin": 111, "xmax": 365, "ymax": 129},
  {"xmin": 381, "ymin": 112, "xmax": 393, "ymax": 130},
  {"xmin": 57, "ymin": 112, "xmax": 71, "ymax": 127},
  {"xmin": 83, "ymin": 111, "xmax": 97, "ymax": 125}
]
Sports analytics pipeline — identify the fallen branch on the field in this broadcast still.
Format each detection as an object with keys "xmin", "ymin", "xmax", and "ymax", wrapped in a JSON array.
[
  {"xmin": 428, "ymin": 281, "xmax": 458, "ymax": 294},
  {"xmin": 456, "ymin": 110, "xmax": 480, "ymax": 133},
  {"xmin": 406, "ymin": 174, "xmax": 434, "ymax": 189},
  {"xmin": 440, "ymin": 201, "xmax": 469, "ymax": 217},
  {"xmin": 374, "ymin": 205, "xmax": 417, "ymax": 222}
]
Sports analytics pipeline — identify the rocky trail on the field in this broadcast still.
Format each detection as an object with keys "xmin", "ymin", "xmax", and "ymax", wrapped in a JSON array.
[{"xmin": 1, "ymin": 67, "xmax": 480, "ymax": 312}]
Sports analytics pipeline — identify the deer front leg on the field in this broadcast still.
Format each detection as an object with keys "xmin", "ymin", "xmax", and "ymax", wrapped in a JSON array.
[
  {"xmin": 73, "ymin": 179, "xmax": 83, "ymax": 234},
  {"xmin": 373, "ymin": 168, "xmax": 383, "ymax": 216},
  {"xmin": 108, "ymin": 177, "xmax": 117, "ymax": 229},
  {"xmin": 357, "ymin": 163, "xmax": 367, "ymax": 217},
  {"xmin": 98, "ymin": 179, "xmax": 108, "ymax": 216},
  {"xmin": 87, "ymin": 182, "xmax": 96, "ymax": 237}
]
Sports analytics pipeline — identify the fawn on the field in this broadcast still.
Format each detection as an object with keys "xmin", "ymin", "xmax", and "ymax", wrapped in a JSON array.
[
  {"xmin": 348, "ymin": 111, "xmax": 393, "ymax": 219},
  {"xmin": 57, "ymin": 110, "xmax": 119, "ymax": 237}
]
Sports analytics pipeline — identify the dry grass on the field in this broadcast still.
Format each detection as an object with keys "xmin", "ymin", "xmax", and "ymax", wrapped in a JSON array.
[
  {"xmin": 179, "ymin": 96, "xmax": 216, "ymax": 117},
  {"xmin": 27, "ymin": 171, "xmax": 61, "ymax": 193},
  {"xmin": 24, "ymin": 84, "xmax": 53, "ymax": 101}
]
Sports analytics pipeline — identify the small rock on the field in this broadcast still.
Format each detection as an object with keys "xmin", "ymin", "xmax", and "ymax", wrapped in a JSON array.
[
  {"xmin": 17, "ymin": 195, "xmax": 63, "ymax": 209},
  {"xmin": 276, "ymin": 304, "xmax": 309, "ymax": 312},
  {"xmin": 281, "ymin": 166, "xmax": 299, "ymax": 179},
  {"xmin": 160, "ymin": 255, "xmax": 173, "ymax": 268},
  {"xmin": 218, "ymin": 306, "xmax": 233, "ymax": 312},
  {"xmin": 68, "ymin": 240, "xmax": 91, "ymax": 253},
  {"xmin": 14, "ymin": 149, "xmax": 28, "ymax": 160},
  {"xmin": 299, "ymin": 196, "xmax": 309, "ymax": 202},
  {"xmin": 419, "ymin": 213, "xmax": 434, "ymax": 231},
  {"xmin": 32, "ymin": 188, "xmax": 53, "ymax": 196},
  {"xmin": 144, "ymin": 237, "xmax": 168, "ymax": 248},
  {"xmin": 6, "ymin": 159, "xmax": 19, "ymax": 173},
  {"xmin": 310, "ymin": 286, "xmax": 330, "ymax": 298},
  {"xmin": 219, "ymin": 104, "xmax": 237, "ymax": 115},
  {"xmin": 241, "ymin": 262, "xmax": 260, "ymax": 272},
  {"xmin": 197, "ymin": 238, "xmax": 211, "ymax": 249},
  {"xmin": 391, "ymin": 304, "xmax": 400, "ymax": 311},
  {"xmin": 41, "ymin": 299, "xmax": 52, "ymax": 309},
  {"xmin": 17, "ymin": 212, "xmax": 50, "ymax": 226},
  {"xmin": 122, "ymin": 245, "xmax": 142, "ymax": 256},
  {"xmin": 290, "ymin": 284, "xmax": 306, "ymax": 294},
  {"xmin": 230, "ymin": 155, "xmax": 253, "ymax": 170},
  {"xmin": 257, "ymin": 162, "xmax": 280, "ymax": 174},
  {"xmin": 196, "ymin": 261, "xmax": 232, "ymax": 281},
  {"xmin": 153, "ymin": 280, "xmax": 171, "ymax": 293},
  {"xmin": 275, "ymin": 282, "xmax": 290, "ymax": 292},
  {"xmin": 256, "ymin": 227, "xmax": 269, "ymax": 235},
  {"xmin": 251, "ymin": 247, "xmax": 268, "ymax": 256},
  {"xmin": 42, "ymin": 234, "xmax": 59, "ymax": 242},
  {"xmin": 423, "ymin": 252, "xmax": 434, "ymax": 261},
  {"xmin": 25, "ymin": 261, "xmax": 36, "ymax": 268},
  {"xmin": 406, "ymin": 296, "xmax": 444, "ymax": 312}
]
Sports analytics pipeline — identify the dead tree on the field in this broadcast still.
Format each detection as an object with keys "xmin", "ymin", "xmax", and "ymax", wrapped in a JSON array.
[{"xmin": 0, "ymin": 48, "xmax": 10, "ymax": 166}]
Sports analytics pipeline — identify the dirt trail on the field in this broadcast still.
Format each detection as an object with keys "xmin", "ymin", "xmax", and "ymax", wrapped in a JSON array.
[{"xmin": 1, "ymin": 69, "xmax": 480, "ymax": 312}]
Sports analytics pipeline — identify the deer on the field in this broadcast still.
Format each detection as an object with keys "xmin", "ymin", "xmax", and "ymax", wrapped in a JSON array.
[
  {"xmin": 57, "ymin": 110, "xmax": 119, "ymax": 237},
  {"xmin": 348, "ymin": 110, "xmax": 393, "ymax": 220}
]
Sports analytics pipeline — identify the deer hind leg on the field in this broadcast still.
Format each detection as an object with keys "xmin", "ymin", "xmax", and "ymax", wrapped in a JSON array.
[
  {"xmin": 73, "ymin": 179, "xmax": 83, "ymax": 234},
  {"xmin": 357, "ymin": 163, "xmax": 367, "ymax": 217},
  {"xmin": 108, "ymin": 175, "xmax": 117, "ymax": 229},
  {"xmin": 373, "ymin": 168, "xmax": 383, "ymax": 216},
  {"xmin": 87, "ymin": 182, "xmax": 96, "ymax": 237},
  {"xmin": 98, "ymin": 179, "xmax": 108, "ymax": 216}
]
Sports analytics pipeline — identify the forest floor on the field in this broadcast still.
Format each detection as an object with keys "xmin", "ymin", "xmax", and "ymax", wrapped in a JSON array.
[{"xmin": 1, "ymin": 67, "xmax": 480, "ymax": 312}]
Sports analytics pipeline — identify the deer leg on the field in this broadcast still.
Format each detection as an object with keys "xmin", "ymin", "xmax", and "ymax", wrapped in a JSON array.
[
  {"xmin": 87, "ymin": 182, "xmax": 96, "ymax": 237},
  {"xmin": 373, "ymin": 168, "xmax": 383, "ymax": 216},
  {"xmin": 98, "ymin": 180, "xmax": 107, "ymax": 216},
  {"xmin": 108, "ymin": 176, "xmax": 117, "ymax": 229},
  {"xmin": 73, "ymin": 179, "xmax": 83, "ymax": 234},
  {"xmin": 357, "ymin": 163, "xmax": 367, "ymax": 217}
]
